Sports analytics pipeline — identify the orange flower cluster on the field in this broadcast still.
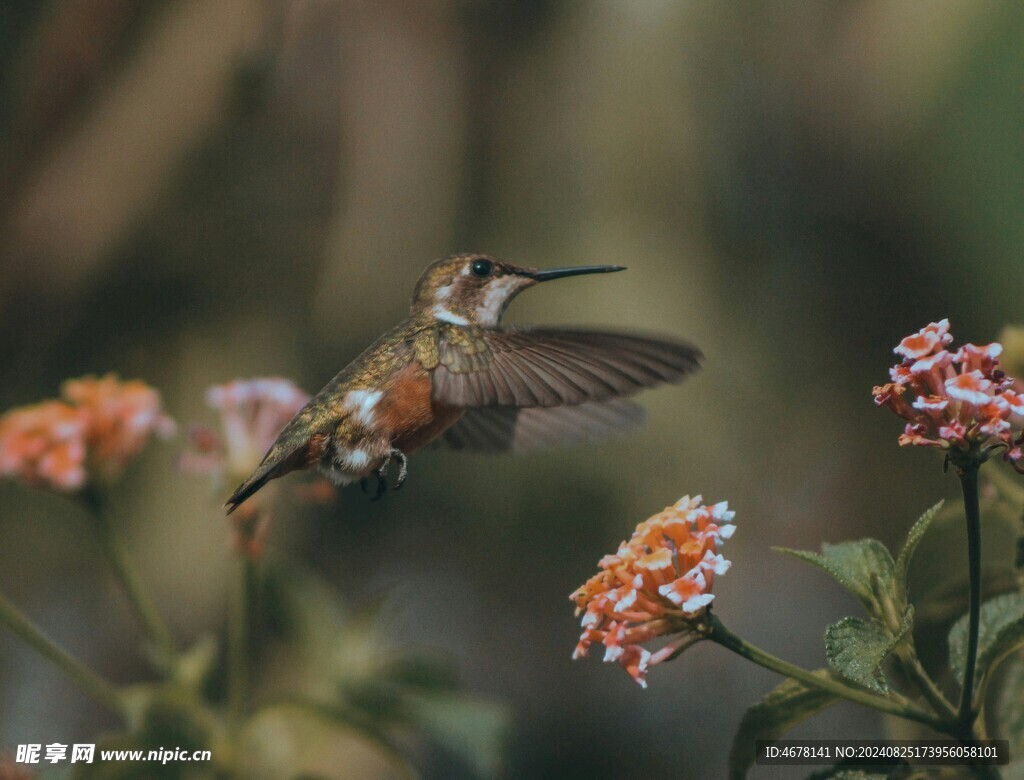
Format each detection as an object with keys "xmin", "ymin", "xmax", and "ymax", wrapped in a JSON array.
[
  {"xmin": 873, "ymin": 320, "xmax": 1024, "ymax": 470},
  {"xmin": 0, "ymin": 402, "xmax": 88, "ymax": 491},
  {"xmin": 571, "ymin": 495, "xmax": 734, "ymax": 687},
  {"xmin": 0, "ymin": 375, "xmax": 174, "ymax": 493},
  {"xmin": 62, "ymin": 375, "xmax": 176, "ymax": 481}
]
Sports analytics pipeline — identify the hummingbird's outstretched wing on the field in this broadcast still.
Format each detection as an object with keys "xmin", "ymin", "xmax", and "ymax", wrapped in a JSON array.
[
  {"xmin": 442, "ymin": 398, "xmax": 645, "ymax": 453},
  {"xmin": 431, "ymin": 327, "xmax": 702, "ymax": 408}
]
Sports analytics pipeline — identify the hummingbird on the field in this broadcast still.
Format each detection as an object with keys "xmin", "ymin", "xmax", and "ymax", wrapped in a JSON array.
[{"xmin": 225, "ymin": 254, "xmax": 702, "ymax": 513}]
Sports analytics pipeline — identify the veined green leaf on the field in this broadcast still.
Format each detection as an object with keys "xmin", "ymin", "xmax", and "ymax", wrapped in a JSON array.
[
  {"xmin": 996, "ymin": 656, "xmax": 1024, "ymax": 757},
  {"xmin": 775, "ymin": 540, "xmax": 895, "ymax": 616},
  {"xmin": 949, "ymin": 591, "xmax": 1024, "ymax": 687},
  {"xmin": 895, "ymin": 501, "xmax": 944, "ymax": 598},
  {"xmin": 728, "ymin": 671, "xmax": 840, "ymax": 780},
  {"xmin": 824, "ymin": 610, "xmax": 911, "ymax": 694}
]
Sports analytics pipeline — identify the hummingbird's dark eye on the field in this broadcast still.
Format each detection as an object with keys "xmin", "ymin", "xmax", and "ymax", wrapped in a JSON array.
[{"xmin": 470, "ymin": 259, "xmax": 494, "ymax": 277}]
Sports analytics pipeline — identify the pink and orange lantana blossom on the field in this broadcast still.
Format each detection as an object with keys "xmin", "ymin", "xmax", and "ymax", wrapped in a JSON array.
[
  {"xmin": 571, "ymin": 495, "xmax": 735, "ymax": 688},
  {"xmin": 0, "ymin": 375, "xmax": 175, "ymax": 493},
  {"xmin": 873, "ymin": 319, "xmax": 1024, "ymax": 470},
  {"xmin": 62, "ymin": 375, "xmax": 176, "ymax": 481}
]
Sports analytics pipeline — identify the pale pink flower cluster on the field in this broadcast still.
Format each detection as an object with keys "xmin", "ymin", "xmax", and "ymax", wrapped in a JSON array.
[
  {"xmin": 0, "ymin": 375, "xmax": 175, "ymax": 493},
  {"xmin": 182, "ymin": 378, "xmax": 316, "ymax": 558},
  {"xmin": 570, "ymin": 495, "xmax": 735, "ymax": 688},
  {"xmin": 873, "ymin": 320, "xmax": 1024, "ymax": 469},
  {"xmin": 181, "ymin": 378, "xmax": 309, "ymax": 481}
]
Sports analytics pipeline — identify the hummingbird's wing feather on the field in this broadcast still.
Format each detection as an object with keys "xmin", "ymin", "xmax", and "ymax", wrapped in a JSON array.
[
  {"xmin": 432, "ymin": 327, "xmax": 702, "ymax": 408},
  {"xmin": 442, "ymin": 398, "xmax": 645, "ymax": 453}
]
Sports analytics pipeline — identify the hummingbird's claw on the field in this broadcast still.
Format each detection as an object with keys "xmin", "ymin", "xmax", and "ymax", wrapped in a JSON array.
[
  {"xmin": 367, "ymin": 459, "xmax": 390, "ymax": 501},
  {"xmin": 362, "ymin": 449, "xmax": 408, "ymax": 500},
  {"xmin": 389, "ymin": 448, "xmax": 408, "ymax": 490},
  {"xmin": 373, "ymin": 474, "xmax": 387, "ymax": 500}
]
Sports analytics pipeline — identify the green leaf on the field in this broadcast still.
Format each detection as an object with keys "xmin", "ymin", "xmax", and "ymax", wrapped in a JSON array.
[
  {"xmin": 403, "ymin": 693, "xmax": 509, "ymax": 779},
  {"xmin": 245, "ymin": 700, "xmax": 416, "ymax": 780},
  {"xmin": 171, "ymin": 635, "xmax": 218, "ymax": 691},
  {"xmin": 775, "ymin": 540, "xmax": 895, "ymax": 616},
  {"xmin": 342, "ymin": 661, "xmax": 508, "ymax": 778},
  {"xmin": 824, "ymin": 610, "xmax": 911, "ymax": 693},
  {"xmin": 728, "ymin": 671, "xmax": 841, "ymax": 780},
  {"xmin": 74, "ymin": 685, "xmax": 217, "ymax": 780},
  {"xmin": 949, "ymin": 591, "xmax": 1024, "ymax": 686},
  {"xmin": 996, "ymin": 656, "xmax": 1024, "ymax": 756},
  {"xmin": 895, "ymin": 501, "xmax": 944, "ymax": 597}
]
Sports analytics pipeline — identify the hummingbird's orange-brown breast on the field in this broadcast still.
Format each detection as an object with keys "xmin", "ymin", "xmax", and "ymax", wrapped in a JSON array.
[{"xmin": 377, "ymin": 360, "xmax": 464, "ymax": 453}]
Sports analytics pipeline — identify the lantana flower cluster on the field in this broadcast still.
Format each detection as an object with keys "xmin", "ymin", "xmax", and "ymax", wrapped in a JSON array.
[
  {"xmin": 570, "ymin": 495, "xmax": 734, "ymax": 688},
  {"xmin": 0, "ymin": 375, "xmax": 175, "ymax": 493},
  {"xmin": 873, "ymin": 319, "xmax": 1024, "ymax": 470},
  {"xmin": 181, "ymin": 378, "xmax": 310, "ymax": 482},
  {"xmin": 181, "ymin": 378, "xmax": 330, "ymax": 558}
]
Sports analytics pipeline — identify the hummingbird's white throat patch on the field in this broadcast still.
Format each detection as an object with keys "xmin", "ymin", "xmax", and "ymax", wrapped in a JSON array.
[
  {"xmin": 476, "ymin": 276, "xmax": 524, "ymax": 326},
  {"xmin": 344, "ymin": 389, "xmax": 383, "ymax": 426}
]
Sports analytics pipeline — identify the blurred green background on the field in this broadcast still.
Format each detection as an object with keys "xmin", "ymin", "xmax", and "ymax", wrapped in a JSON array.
[{"xmin": 2, "ymin": 1, "xmax": 1024, "ymax": 777}]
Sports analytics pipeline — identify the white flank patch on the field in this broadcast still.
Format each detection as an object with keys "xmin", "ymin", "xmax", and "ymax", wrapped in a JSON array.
[
  {"xmin": 318, "ymin": 464, "xmax": 356, "ymax": 486},
  {"xmin": 343, "ymin": 448, "xmax": 371, "ymax": 470},
  {"xmin": 345, "ymin": 389, "xmax": 383, "ymax": 426},
  {"xmin": 432, "ymin": 305, "xmax": 469, "ymax": 325},
  {"xmin": 476, "ymin": 276, "xmax": 521, "ymax": 326}
]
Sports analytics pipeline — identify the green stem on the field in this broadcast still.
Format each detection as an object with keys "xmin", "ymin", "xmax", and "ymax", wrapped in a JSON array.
[
  {"xmin": 707, "ymin": 615, "xmax": 945, "ymax": 730},
  {"xmin": 84, "ymin": 491, "xmax": 175, "ymax": 665},
  {"xmin": 896, "ymin": 647, "xmax": 958, "ymax": 722},
  {"xmin": 0, "ymin": 588, "xmax": 124, "ymax": 715},
  {"xmin": 957, "ymin": 462, "xmax": 983, "ymax": 736},
  {"xmin": 228, "ymin": 556, "xmax": 256, "ymax": 728}
]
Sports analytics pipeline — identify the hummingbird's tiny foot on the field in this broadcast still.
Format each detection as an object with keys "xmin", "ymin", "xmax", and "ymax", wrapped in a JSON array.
[
  {"xmin": 372, "ymin": 474, "xmax": 387, "ymax": 500},
  {"xmin": 360, "ymin": 477, "xmax": 370, "ymax": 494},
  {"xmin": 369, "ymin": 461, "xmax": 389, "ymax": 501},
  {"xmin": 389, "ymin": 448, "xmax": 408, "ymax": 489}
]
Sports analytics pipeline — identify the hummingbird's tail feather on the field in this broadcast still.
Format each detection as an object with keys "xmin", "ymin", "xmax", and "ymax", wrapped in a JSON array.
[
  {"xmin": 224, "ymin": 472, "xmax": 272, "ymax": 515},
  {"xmin": 224, "ymin": 435, "xmax": 326, "ymax": 514}
]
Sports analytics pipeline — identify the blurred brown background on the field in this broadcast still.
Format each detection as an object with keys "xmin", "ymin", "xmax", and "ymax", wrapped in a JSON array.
[{"xmin": 2, "ymin": 1, "xmax": 1024, "ymax": 777}]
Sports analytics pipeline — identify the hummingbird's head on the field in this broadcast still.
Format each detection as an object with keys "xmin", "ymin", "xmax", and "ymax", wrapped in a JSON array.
[{"xmin": 411, "ymin": 254, "xmax": 625, "ymax": 327}]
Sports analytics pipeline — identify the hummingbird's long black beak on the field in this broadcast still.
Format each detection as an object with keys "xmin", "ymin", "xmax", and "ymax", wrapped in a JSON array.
[{"xmin": 526, "ymin": 265, "xmax": 626, "ymax": 282}]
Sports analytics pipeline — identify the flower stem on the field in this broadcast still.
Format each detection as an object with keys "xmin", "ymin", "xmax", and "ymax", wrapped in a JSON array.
[
  {"xmin": 228, "ymin": 556, "xmax": 256, "ymax": 728},
  {"xmin": 84, "ymin": 490, "xmax": 176, "ymax": 666},
  {"xmin": 957, "ymin": 461, "xmax": 983, "ymax": 736},
  {"xmin": 0, "ymin": 588, "xmax": 124, "ymax": 716},
  {"xmin": 707, "ymin": 614, "xmax": 944, "ymax": 729}
]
